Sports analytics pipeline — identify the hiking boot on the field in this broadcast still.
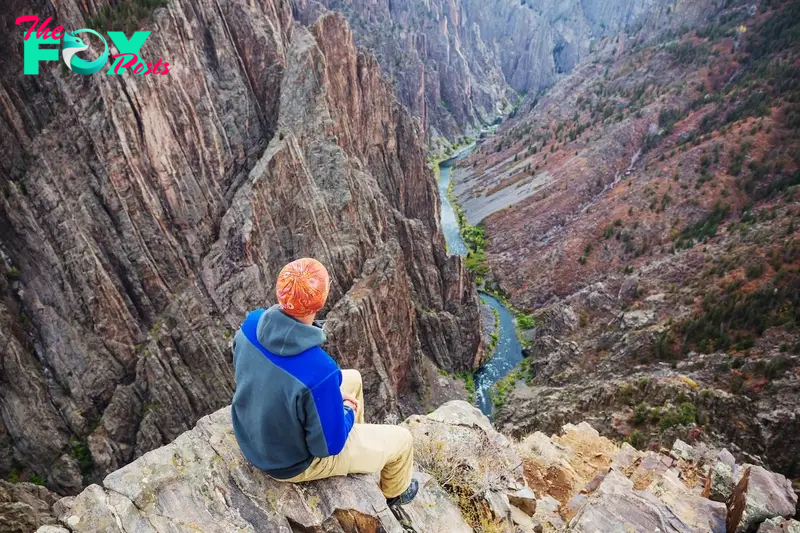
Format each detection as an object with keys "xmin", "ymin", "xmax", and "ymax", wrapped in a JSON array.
[{"xmin": 386, "ymin": 478, "xmax": 419, "ymax": 507}]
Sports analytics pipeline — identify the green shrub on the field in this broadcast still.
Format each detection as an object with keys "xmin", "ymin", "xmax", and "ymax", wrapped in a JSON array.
[
  {"xmin": 632, "ymin": 403, "xmax": 650, "ymax": 425},
  {"xmin": 516, "ymin": 314, "xmax": 535, "ymax": 330},
  {"xmin": 70, "ymin": 437, "xmax": 93, "ymax": 475},
  {"xmin": 462, "ymin": 224, "xmax": 487, "ymax": 251},
  {"xmin": 659, "ymin": 107, "xmax": 684, "ymax": 131},
  {"xmin": 658, "ymin": 403, "xmax": 696, "ymax": 431},
  {"xmin": 730, "ymin": 373, "xmax": 746, "ymax": 394},
  {"xmin": 746, "ymin": 263, "xmax": 765, "ymax": 279},
  {"xmin": 725, "ymin": 91, "xmax": 771, "ymax": 124},
  {"xmin": 679, "ymin": 402, "xmax": 697, "ymax": 425},
  {"xmin": 659, "ymin": 409, "xmax": 680, "ymax": 430},
  {"xmin": 465, "ymin": 249, "xmax": 489, "ymax": 275},
  {"xmin": 764, "ymin": 356, "xmax": 794, "ymax": 380},
  {"xmin": 625, "ymin": 429, "xmax": 646, "ymax": 449},
  {"xmin": 747, "ymin": 2, "xmax": 800, "ymax": 60},
  {"xmin": 649, "ymin": 407, "xmax": 662, "ymax": 424},
  {"xmin": 674, "ymin": 203, "xmax": 730, "ymax": 250},
  {"xmin": 667, "ymin": 41, "xmax": 710, "ymax": 65},
  {"xmin": 6, "ymin": 470, "xmax": 21, "ymax": 483},
  {"xmin": 619, "ymin": 382, "xmax": 634, "ymax": 402},
  {"xmin": 456, "ymin": 372, "xmax": 476, "ymax": 403},
  {"xmin": 490, "ymin": 372, "xmax": 519, "ymax": 409},
  {"xmin": 487, "ymin": 331, "xmax": 499, "ymax": 353},
  {"xmin": 652, "ymin": 329, "xmax": 680, "ymax": 361}
]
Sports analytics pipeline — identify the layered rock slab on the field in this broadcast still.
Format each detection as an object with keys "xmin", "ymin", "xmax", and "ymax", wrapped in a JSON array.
[
  {"xmin": 35, "ymin": 400, "xmax": 800, "ymax": 533},
  {"xmin": 38, "ymin": 406, "xmax": 471, "ymax": 533}
]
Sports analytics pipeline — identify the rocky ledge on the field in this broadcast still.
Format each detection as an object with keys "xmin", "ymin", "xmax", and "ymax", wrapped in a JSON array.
[{"xmin": 35, "ymin": 401, "xmax": 797, "ymax": 533}]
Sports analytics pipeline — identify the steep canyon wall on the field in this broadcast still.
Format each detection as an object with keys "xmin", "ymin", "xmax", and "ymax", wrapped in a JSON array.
[
  {"xmin": 0, "ymin": 0, "xmax": 481, "ymax": 496},
  {"xmin": 303, "ymin": 0, "xmax": 726, "ymax": 144}
]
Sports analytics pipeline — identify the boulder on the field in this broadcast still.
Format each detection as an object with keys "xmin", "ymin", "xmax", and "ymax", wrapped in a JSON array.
[
  {"xmin": 611, "ymin": 442, "xmax": 644, "ymax": 470},
  {"xmin": 645, "ymin": 466, "xmax": 728, "ymax": 532},
  {"xmin": 508, "ymin": 486, "xmax": 537, "ymax": 516},
  {"xmin": 703, "ymin": 449, "xmax": 741, "ymax": 503},
  {"xmin": 567, "ymin": 469, "xmax": 726, "ymax": 532},
  {"xmin": 621, "ymin": 310, "xmax": 656, "ymax": 330},
  {"xmin": 515, "ymin": 421, "xmax": 736, "ymax": 533},
  {"xmin": 393, "ymin": 472, "xmax": 473, "ymax": 533},
  {"xmin": 509, "ymin": 504, "xmax": 543, "ymax": 532},
  {"xmin": 533, "ymin": 495, "xmax": 565, "ymax": 530},
  {"xmin": 758, "ymin": 518, "xmax": 800, "ymax": 533},
  {"xmin": 618, "ymin": 277, "xmax": 639, "ymax": 302},
  {"xmin": 46, "ymin": 455, "xmax": 83, "ymax": 496},
  {"xmin": 727, "ymin": 465, "xmax": 798, "ymax": 533},
  {"xmin": 517, "ymin": 421, "xmax": 618, "ymax": 508},
  {"xmin": 34, "ymin": 402, "xmax": 798, "ymax": 533},
  {"xmin": 671, "ymin": 439, "xmax": 698, "ymax": 462}
]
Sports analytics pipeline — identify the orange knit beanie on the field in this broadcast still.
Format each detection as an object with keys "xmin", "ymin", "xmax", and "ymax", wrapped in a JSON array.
[{"xmin": 275, "ymin": 258, "xmax": 330, "ymax": 318}]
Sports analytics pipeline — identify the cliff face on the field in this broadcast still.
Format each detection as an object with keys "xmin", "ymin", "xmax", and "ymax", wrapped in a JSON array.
[
  {"xmin": 297, "ymin": 0, "xmax": 515, "ymax": 144},
  {"xmin": 0, "ymin": 0, "xmax": 481, "ymax": 497},
  {"xmin": 295, "ymin": 0, "xmax": 726, "ymax": 146},
  {"xmin": 458, "ymin": 0, "xmax": 725, "ymax": 95}
]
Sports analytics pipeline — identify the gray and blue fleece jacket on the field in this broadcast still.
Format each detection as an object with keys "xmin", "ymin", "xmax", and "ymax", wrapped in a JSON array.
[{"xmin": 231, "ymin": 305, "xmax": 355, "ymax": 479}]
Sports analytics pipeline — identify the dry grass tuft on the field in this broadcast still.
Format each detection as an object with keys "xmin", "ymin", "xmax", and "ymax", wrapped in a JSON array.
[{"xmin": 414, "ymin": 427, "xmax": 513, "ymax": 532}]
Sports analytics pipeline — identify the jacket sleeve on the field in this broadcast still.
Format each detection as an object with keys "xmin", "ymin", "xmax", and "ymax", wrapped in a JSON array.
[{"xmin": 302, "ymin": 370, "xmax": 355, "ymax": 457}]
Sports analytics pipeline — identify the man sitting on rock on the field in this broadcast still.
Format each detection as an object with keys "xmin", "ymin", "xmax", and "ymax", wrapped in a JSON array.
[{"xmin": 231, "ymin": 258, "xmax": 419, "ymax": 506}]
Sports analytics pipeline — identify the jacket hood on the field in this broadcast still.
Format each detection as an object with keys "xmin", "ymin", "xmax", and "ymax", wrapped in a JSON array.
[{"xmin": 256, "ymin": 305, "xmax": 327, "ymax": 356}]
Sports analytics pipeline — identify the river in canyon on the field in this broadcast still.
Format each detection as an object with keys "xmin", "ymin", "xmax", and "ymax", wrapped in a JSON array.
[{"xmin": 437, "ymin": 145, "xmax": 523, "ymax": 416}]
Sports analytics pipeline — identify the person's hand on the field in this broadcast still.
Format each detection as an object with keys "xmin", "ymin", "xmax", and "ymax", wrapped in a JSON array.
[{"xmin": 342, "ymin": 391, "xmax": 360, "ymax": 413}]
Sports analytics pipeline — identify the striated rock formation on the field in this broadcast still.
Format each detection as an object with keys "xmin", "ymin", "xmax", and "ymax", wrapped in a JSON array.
[
  {"xmin": 295, "ymin": 0, "xmax": 726, "ymax": 146},
  {"xmin": 36, "ymin": 401, "xmax": 798, "ymax": 533},
  {"xmin": 0, "ymin": 0, "xmax": 481, "ymax": 501},
  {"xmin": 299, "ymin": 0, "xmax": 514, "ymax": 144},
  {"xmin": 454, "ymin": 0, "xmax": 725, "ymax": 97}
]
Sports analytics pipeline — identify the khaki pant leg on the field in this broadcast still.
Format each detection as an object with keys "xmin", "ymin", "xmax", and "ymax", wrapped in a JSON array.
[
  {"xmin": 340, "ymin": 369, "xmax": 365, "ymax": 424},
  {"xmin": 283, "ymin": 423, "xmax": 414, "ymax": 498}
]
